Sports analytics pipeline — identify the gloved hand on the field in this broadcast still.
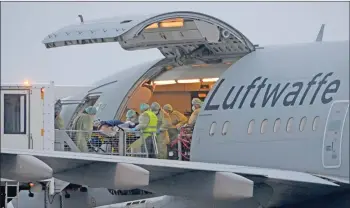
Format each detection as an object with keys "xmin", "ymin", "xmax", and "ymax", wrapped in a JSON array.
[{"xmin": 130, "ymin": 128, "xmax": 137, "ymax": 132}]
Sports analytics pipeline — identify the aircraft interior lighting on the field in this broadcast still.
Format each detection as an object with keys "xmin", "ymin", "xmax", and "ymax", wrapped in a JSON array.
[
  {"xmin": 159, "ymin": 21, "xmax": 184, "ymax": 28},
  {"xmin": 161, "ymin": 18, "xmax": 184, "ymax": 23},
  {"xmin": 198, "ymin": 93, "xmax": 207, "ymax": 98},
  {"xmin": 145, "ymin": 23, "xmax": 158, "ymax": 29},
  {"xmin": 202, "ymin": 78, "xmax": 219, "ymax": 82},
  {"xmin": 145, "ymin": 18, "xmax": 184, "ymax": 30},
  {"xmin": 153, "ymin": 80, "xmax": 176, "ymax": 85},
  {"xmin": 177, "ymin": 79, "xmax": 201, "ymax": 83}
]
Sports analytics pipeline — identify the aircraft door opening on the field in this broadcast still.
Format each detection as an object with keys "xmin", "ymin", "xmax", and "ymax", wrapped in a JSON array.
[
  {"xmin": 0, "ymin": 90, "xmax": 30, "ymax": 149},
  {"xmin": 322, "ymin": 100, "xmax": 349, "ymax": 169}
]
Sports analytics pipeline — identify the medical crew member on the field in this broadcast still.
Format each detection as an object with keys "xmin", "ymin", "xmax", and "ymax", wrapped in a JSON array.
[
  {"xmin": 188, "ymin": 98, "xmax": 202, "ymax": 126},
  {"xmin": 124, "ymin": 109, "xmax": 139, "ymax": 128},
  {"xmin": 130, "ymin": 103, "xmax": 158, "ymax": 158},
  {"xmin": 150, "ymin": 102, "xmax": 172, "ymax": 159},
  {"xmin": 163, "ymin": 104, "xmax": 188, "ymax": 142},
  {"xmin": 54, "ymin": 99, "xmax": 64, "ymax": 129},
  {"xmin": 73, "ymin": 106, "xmax": 97, "ymax": 152}
]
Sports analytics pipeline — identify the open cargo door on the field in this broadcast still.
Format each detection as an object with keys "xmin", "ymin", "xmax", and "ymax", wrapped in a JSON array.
[{"xmin": 43, "ymin": 11, "xmax": 255, "ymax": 61}]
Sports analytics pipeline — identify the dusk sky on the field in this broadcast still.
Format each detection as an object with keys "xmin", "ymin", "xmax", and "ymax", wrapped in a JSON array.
[{"xmin": 1, "ymin": 2, "xmax": 349, "ymax": 85}]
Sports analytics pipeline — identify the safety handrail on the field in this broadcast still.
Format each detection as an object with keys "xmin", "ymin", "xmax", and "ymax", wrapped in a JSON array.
[{"xmin": 54, "ymin": 129, "xmax": 158, "ymax": 158}]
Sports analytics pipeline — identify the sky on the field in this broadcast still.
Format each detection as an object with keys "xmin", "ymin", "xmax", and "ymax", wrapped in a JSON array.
[{"xmin": 1, "ymin": 1, "xmax": 349, "ymax": 85}]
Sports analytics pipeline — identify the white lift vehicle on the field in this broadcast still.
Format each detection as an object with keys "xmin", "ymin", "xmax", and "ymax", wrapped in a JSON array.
[
  {"xmin": 1, "ymin": 81, "xmax": 55, "ymax": 151},
  {"xmin": 1, "ymin": 81, "xmax": 56, "ymax": 208}
]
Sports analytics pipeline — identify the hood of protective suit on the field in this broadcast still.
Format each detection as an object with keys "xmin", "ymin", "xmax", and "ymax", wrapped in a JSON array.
[
  {"xmin": 192, "ymin": 98, "xmax": 203, "ymax": 106},
  {"xmin": 150, "ymin": 102, "xmax": 161, "ymax": 114},
  {"xmin": 126, "ymin": 110, "xmax": 139, "ymax": 123},
  {"xmin": 140, "ymin": 103, "xmax": 150, "ymax": 112},
  {"xmin": 126, "ymin": 109, "xmax": 136, "ymax": 118},
  {"xmin": 163, "ymin": 104, "xmax": 173, "ymax": 112}
]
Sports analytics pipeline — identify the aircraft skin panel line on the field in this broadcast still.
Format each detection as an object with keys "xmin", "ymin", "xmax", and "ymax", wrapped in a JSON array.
[{"xmin": 1, "ymin": 149, "xmax": 339, "ymax": 187}]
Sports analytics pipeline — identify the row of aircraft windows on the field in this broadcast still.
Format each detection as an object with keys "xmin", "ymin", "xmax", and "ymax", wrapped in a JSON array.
[{"xmin": 209, "ymin": 116, "xmax": 321, "ymax": 136}]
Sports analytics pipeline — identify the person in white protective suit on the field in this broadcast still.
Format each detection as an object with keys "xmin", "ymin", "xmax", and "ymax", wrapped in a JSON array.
[
  {"xmin": 188, "ymin": 98, "xmax": 203, "ymax": 126},
  {"xmin": 163, "ymin": 104, "xmax": 188, "ymax": 142},
  {"xmin": 121, "ymin": 109, "xmax": 139, "ymax": 128},
  {"xmin": 72, "ymin": 106, "xmax": 97, "ymax": 152},
  {"xmin": 150, "ymin": 102, "xmax": 172, "ymax": 159}
]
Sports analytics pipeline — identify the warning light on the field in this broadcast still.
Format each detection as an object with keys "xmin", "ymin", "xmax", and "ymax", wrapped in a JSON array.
[
  {"xmin": 41, "ymin": 88, "xmax": 45, "ymax": 99},
  {"xmin": 24, "ymin": 80, "xmax": 30, "ymax": 86},
  {"xmin": 29, "ymin": 182, "xmax": 34, "ymax": 187},
  {"xmin": 198, "ymin": 93, "xmax": 207, "ymax": 98}
]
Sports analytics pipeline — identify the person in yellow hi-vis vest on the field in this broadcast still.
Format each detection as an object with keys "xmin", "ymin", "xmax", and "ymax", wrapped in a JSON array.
[
  {"xmin": 163, "ymin": 104, "xmax": 188, "ymax": 142},
  {"xmin": 130, "ymin": 103, "xmax": 158, "ymax": 158},
  {"xmin": 150, "ymin": 102, "xmax": 172, "ymax": 159}
]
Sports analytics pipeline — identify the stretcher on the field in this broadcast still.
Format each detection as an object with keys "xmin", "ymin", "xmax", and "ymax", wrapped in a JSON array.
[{"xmin": 88, "ymin": 131, "xmax": 118, "ymax": 154}]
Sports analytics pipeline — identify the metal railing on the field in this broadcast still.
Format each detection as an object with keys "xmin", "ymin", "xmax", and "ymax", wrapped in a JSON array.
[
  {"xmin": 168, "ymin": 126, "xmax": 193, "ymax": 161},
  {"xmin": 54, "ymin": 128, "xmax": 159, "ymax": 158}
]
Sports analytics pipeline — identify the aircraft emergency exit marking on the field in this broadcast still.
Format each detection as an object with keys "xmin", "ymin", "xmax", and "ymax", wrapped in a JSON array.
[{"xmin": 205, "ymin": 72, "xmax": 340, "ymax": 110}]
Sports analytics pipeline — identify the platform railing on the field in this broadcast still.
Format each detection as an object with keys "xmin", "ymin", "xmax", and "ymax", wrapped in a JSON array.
[{"xmin": 54, "ymin": 129, "xmax": 158, "ymax": 158}]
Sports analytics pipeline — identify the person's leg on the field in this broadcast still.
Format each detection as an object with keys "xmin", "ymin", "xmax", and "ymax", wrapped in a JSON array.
[
  {"xmin": 156, "ymin": 132, "xmax": 168, "ymax": 159},
  {"xmin": 145, "ymin": 136, "xmax": 156, "ymax": 158},
  {"xmin": 168, "ymin": 128, "xmax": 179, "ymax": 142}
]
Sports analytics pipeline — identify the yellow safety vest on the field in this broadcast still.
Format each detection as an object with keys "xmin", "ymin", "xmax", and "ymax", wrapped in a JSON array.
[{"xmin": 142, "ymin": 110, "xmax": 158, "ymax": 138}]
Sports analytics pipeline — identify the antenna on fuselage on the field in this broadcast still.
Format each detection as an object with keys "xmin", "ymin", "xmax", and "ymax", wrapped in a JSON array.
[
  {"xmin": 78, "ymin": 14, "xmax": 84, "ymax": 23},
  {"xmin": 316, "ymin": 24, "xmax": 325, "ymax": 42}
]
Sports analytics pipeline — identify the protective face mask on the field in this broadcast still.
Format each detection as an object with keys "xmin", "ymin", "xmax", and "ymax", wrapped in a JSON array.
[
  {"xmin": 192, "ymin": 106, "xmax": 196, "ymax": 111},
  {"xmin": 130, "ymin": 117, "xmax": 138, "ymax": 123}
]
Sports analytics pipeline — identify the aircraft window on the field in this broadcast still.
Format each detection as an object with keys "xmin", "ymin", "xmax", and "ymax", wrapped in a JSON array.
[
  {"xmin": 286, "ymin": 117, "xmax": 294, "ymax": 132},
  {"xmin": 273, "ymin": 118, "xmax": 281, "ymax": 133},
  {"xmin": 3, "ymin": 94, "xmax": 27, "ymax": 134},
  {"xmin": 299, "ymin": 116, "xmax": 307, "ymax": 132},
  {"xmin": 260, "ymin": 119, "xmax": 268, "ymax": 134},
  {"xmin": 222, "ymin": 121, "xmax": 230, "ymax": 136},
  {"xmin": 248, "ymin": 119, "xmax": 255, "ymax": 135},
  {"xmin": 209, "ymin": 122, "xmax": 217, "ymax": 136},
  {"xmin": 312, "ymin": 116, "xmax": 320, "ymax": 131}
]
